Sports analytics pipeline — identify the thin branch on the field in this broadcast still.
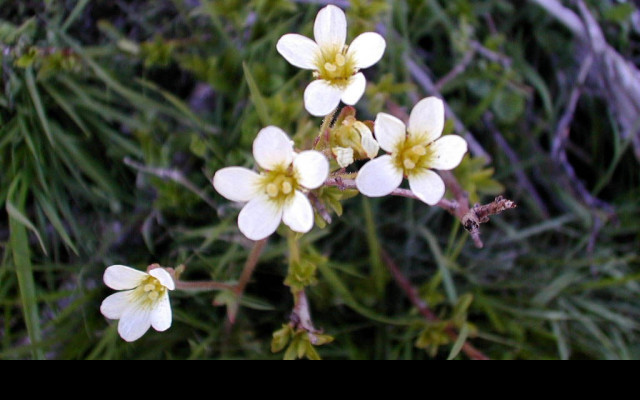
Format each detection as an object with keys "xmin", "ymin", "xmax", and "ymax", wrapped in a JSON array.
[
  {"xmin": 405, "ymin": 56, "xmax": 492, "ymax": 162},
  {"xmin": 325, "ymin": 177, "xmax": 459, "ymax": 215},
  {"xmin": 470, "ymin": 40, "xmax": 512, "ymax": 68},
  {"xmin": 124, "ymin": 157, "xmax": 218, "ymax": 210},
  {"xmin": 324, "ymin": 177, "xmax": 516, "ymax": 249},
  {"xmin": 381, "ymin": 251, "xmax": 490, "ymax": 361},
  {"xmin": 234, "ymin": 238, "xmax": 268, "ymax": 298},
  {"xmin": 175, "ymin": 280, "xmax": 236, "ymax": 292},
  {"xmin": 462, "ymin": 197, "xmax": 517, "ymax": 248},
  {"xmin": 149, "ymin": 264, "xmax": 236, "ymax": 292},
  {"xmin": 440, "ymin": 171, "xmax": 484, "ymax": 248},
  {"xmin": 435, "ymin": 49, "xmax": 477, "ymax": 92},
  {"xmin": 484, "ymin": 112, "xmax": 550, "ymax": 218},
  {"xmin": 551, "ymin": 56, "xmax": 615, "ymax": 215}
]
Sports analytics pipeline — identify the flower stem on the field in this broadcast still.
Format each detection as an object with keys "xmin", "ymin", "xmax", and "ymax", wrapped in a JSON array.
[
  {"xmin": 287, "ymin": 230, "xmax": 301, "ymax": 266},
  {"xmin": 175, "ymin": 280, "xmax": 236, "ymax": 292},
  {"xmin": 315, "ymin": 107, "xmax": 338, "ymax": 150},
  {"xmin": 234, "ymin": 238, "xmax": 268, "ymax": 297}
]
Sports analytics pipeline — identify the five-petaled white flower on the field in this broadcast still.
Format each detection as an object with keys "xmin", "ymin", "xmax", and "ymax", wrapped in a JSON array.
[
  {"xmin": 213, "ymin": 126, "xmax": 329, "ymax": 241},
  {"xmin": 356, "ymin": 97, "xmax": 468, "ymax": 205},
  {"xmin": 277, "ymin": 5, "xmax": 386, "ymax": 117},
  {"xmin": 100, "ymin": 265, "xmax": 175, "ymax": 342}
]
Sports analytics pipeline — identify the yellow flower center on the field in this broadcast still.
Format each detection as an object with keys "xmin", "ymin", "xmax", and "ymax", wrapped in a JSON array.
[
  {"xmin": 314, "ymin": 46, "xmax": 357, "ymax": 89},
  {"xmin": 393, "ymin": 135, "xmax": 435, "ymax": 177},
  {"xmin": 134, "ymin": 276, "xmax": 167, "ymax": 306},
  {"xmin": 260, "ymin": 166, "xmax": 300, "ymax": 205}
]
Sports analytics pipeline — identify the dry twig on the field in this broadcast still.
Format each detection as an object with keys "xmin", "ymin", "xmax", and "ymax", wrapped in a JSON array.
[{"xmin": 324, "ymin": 177, "xmax": 516, "ymax": 249}]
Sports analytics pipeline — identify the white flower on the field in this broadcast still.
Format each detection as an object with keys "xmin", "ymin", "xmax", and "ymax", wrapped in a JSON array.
[
  {"xmin": 356, "ymin": 97, "xmax": 468, "ymax": 205},
  {"xmin": 100, "ymin": 265, "xmax": 175, "ymax": 342},
  {"xmin": 213, "ymin": 126, "xmax": 329, "ymax": 241},
  {"xmin": 277, "ymin": 5, "xmax": 386, "ymax": 117}
]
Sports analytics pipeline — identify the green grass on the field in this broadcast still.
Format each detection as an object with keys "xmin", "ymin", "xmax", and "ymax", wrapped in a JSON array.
[{"xmin": 0, "ymin": 0, "xmax": 638, "ymax": 360}]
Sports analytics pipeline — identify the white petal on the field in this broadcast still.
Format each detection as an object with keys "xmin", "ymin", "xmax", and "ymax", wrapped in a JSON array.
[
  {"xmin": 118, "ymin": 306, "xmax": 152, "ymax": 342},
  {"xmin": 341, "ymin": 73, "xmax": 366, "ymax": 106},
  {"xmin": 150, "ymin": 292, "xmax": 172, "ymax": 332},
  {"xmin": 100, "ymin": 291, "xmax": 133, "ymax": 320},
  {"xmin": 333, "ymin": 147, "xmax": 354, "ymax": 168},
  {"xmin": 347, "ymin": 32, "xmax": 386, "ymax": 69},
  {"xmin": 354, "ymin": 121, "xmax": 380, "ymax": 159},
  {"xmin": 282, "ymin": 191, "xmax": 314, "ymax": 234},
  {"xmin": 213, "ymin": 167, "xmax": 260, "ymax": 203},
  {"xmin": 314, "ymin": 5, "xmax": 347, "ymax": 50},
  {"xmin": 277, "ymin": 34, "xmax": 321, "ymax": 70},
  {"xmin": 408, "ymin": 97, "xmax": 445, "ymax": 144},
  {"xmin": 428, "ymin": 135, "xmax": 468, "ymax": 171},
  {"xmin": 409, "ymin": 170, "xmax": 446, "ymax": 206},
  {"xmin": 375, "ymin": 113, "xmax": 406, "ymax": 153},
  {"xmin": 149, "ymin": 268, "xmax": 176, "ymax": 291},
  {"xmin": 238, "ymin": 195, "xmax": 283, "ymax": 241},
  {"xmin": 293, "ymin": 151, "xmax": 329, "ymax": 189},
  {"xmin": 103, "ymin": 265, "xmax": 147, "ymax": 291},
  {"xmin": 408, "ymin": 97, "xmax": 445, "ymax": 143},
  {"xmin": 253, "ymin": 127, "xmax": 295, "ymax": 170},
  {"xmin": 355, "ymin": 155, "xmax": 403, "ymax": 197},
  {"xmin": 304, "ymin": 80, "xmax": 342, "ymax": 117}
]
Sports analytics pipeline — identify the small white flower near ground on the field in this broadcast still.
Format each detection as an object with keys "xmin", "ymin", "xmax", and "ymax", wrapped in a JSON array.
[
  {"xmin": 277, "ymin": 5, "xmax": 386, "ymax": 117},
  {"xmin": 100, "ymin": 265, "xmax": 175, "ymax": 342},
  {"xmin": 213, "ymin": 127, "xmax": 329, "ymax": 241},
  {"xmin": 356, "ymin": 97, "xmax": 468, "ymax": 205}
]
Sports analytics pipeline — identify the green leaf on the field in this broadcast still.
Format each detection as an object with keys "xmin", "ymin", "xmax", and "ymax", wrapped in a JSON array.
[
  {"xmin": 6, "ymin": 201, "xmax": 48, "ymax": 256},
  {"xmin": 61, "ymin": 0, "xmax": 90, "ymax": 32},
  {"xmin": 243, "ymin": 62, "xmax": 272, "ymax": 126},
  {"xmin": 271, "ymin": 325, "xmax": 293, "ymax": 353},
  {"xmin": 25, "ymin": 68, "xmax": 54, "ymax": 145},
  {"xmin": 492, "ymin": 89, "xmax": 525, "ymax": 124},
  {"xmin": 34, "ymin": 191, "xmax": 79, "ymax": 255},
  {"xmin": 283, "ymin": 342, "xmax": 298, "ymax": 361},
  {"xmin": 447, "ymin": 323, "xmax": 471, "ymax": 360},
  {"xmin": 604, "ymin": 3, "xmax": 636, "ymax": 23},
  {"xmin": 213, "ymin": 290, "xmax": 240, "ymax": 323},
  {"xmin": 7, "ymin": 178, "xmax": 45, "ymax": 360}
]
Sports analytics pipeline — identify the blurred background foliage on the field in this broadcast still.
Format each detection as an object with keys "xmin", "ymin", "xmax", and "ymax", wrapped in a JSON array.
[{"xmin": 0, "ymin": 0, "xmax": 638, "ymax": 360}]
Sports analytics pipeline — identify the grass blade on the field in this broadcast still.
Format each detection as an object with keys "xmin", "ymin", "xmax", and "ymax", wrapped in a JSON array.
[
  {"xmin": 7, "ymin": 178, "xmax": 45, "ymax": 359},
  {"xmin": 243, "ymin": 62, "xmax": 271, "ymax": 126},
  {"xmin": 447, "ymin": 323, "xmax": 470, "ymax": 360},
  {"xmin": 24, "ymin": 68, "xmax": 54, "ymax": 145}
]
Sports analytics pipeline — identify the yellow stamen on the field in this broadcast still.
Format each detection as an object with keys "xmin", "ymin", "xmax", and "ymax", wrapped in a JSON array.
[
  {"xmin": 281, "ymin": 181, "xmax": 293, "ymax": 195},
  {"xmin": 144, "ymin": 284, "xmax": 155, "ymax": 292},
  {"xmin": 324, "ymin": 62, "xmax": 337, "ymax": 72},
  {"xmin": 411, "ymin": 145, "xmax": 427, "ymax": 156},
  {"xmin": 404, "ymin": 159, "xmax": 416, "ymax": 170},
  {"xmin": 335, "ymin": 54, "xmax": 346, "ymax": 67},
  {"xmin": 266, "ymin": 183, "xmax": 279, "ymax": 198}
]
